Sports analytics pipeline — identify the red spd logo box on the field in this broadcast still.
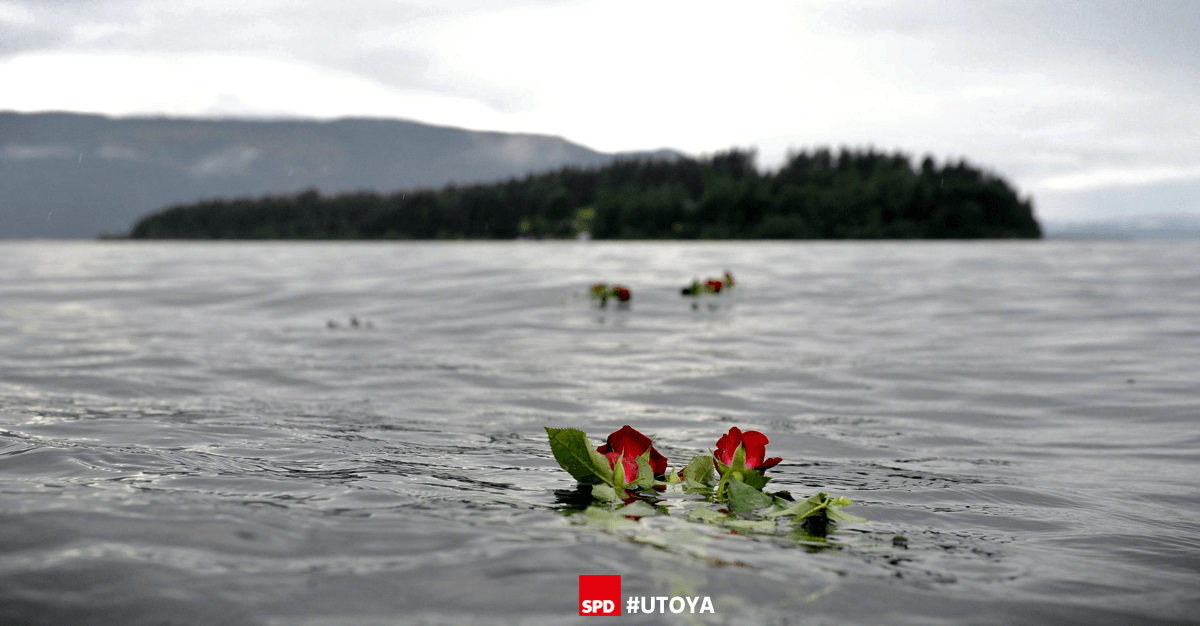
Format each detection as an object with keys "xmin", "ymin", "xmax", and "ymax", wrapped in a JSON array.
[{"xmin": 579, "ymin": 575, "xmax": 621, "ymax": 616}]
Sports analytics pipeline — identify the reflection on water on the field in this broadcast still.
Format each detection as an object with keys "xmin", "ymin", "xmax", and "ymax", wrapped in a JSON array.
[{"xmin": 0, "ymin": 240, "xmax": 1199, "ymax": 625}]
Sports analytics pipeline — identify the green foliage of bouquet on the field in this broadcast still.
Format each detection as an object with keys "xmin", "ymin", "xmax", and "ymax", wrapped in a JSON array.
[{"xmin": 545, "ymin": 424, "xmax": 864, "ymax": 534}]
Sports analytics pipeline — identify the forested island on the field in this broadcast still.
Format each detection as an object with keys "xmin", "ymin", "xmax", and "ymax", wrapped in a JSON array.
[{"xmin": 128, "ymin": 148, "xmax": 1041, "ymax": 240}]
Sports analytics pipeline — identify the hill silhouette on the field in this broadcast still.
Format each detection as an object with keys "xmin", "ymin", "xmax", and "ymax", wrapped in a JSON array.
[{"xmin": 129, "ymin": 147, "xmax": 1041, "ymax": 240}]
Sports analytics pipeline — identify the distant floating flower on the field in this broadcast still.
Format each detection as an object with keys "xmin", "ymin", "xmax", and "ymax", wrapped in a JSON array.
[
  {"xmin": 682, "ymin": 270, "xmax": 735, "ymax": 296},
  {"xmin": 327, "ymin": 315, "xmax": 374, "ymax": 330},
  {"xmin": 590, "ymin": 283, "xmax": 632, "ymax": 306}
]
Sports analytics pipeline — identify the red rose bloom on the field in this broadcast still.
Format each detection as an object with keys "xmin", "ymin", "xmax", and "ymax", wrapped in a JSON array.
[
  {"xmin": 596, "ymin": 425, "xmax": 668, "ymax": 476},
  {"xmin": 714, "ymin": 427, "xmax": 781, "ymax": 470},
  {"xmin": 705, "ymin": 279, "xmax": 723, "ymax": 293},
  {"xmin": 604, "ymin": 450, "xmax": 641, "ymax": 481}
]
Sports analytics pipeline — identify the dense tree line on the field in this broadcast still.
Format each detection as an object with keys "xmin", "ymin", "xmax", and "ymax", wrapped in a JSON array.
[{"xmin": 128, "ymin": 148, "xmax": 1041, "ymax": 239}]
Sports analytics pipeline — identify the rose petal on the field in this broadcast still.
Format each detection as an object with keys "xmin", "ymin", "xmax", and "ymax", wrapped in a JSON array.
[
  {"xmin": 714, "ymin": 427, "xmax": 744, "ymax": 466},
  {"xmin": 605, "ymin": 425, "xmax": 651, "ymax": 456},
  {"xmin": 647, "ymin": 447, "xmax": 668, "ymax": 476},
  {"xmin": 740, "ymin": 430, "xmax": 770, "ymax": 467},
  {"xmin": 598, "ymin": 425, "xmax": 668, "ymax": 477}
]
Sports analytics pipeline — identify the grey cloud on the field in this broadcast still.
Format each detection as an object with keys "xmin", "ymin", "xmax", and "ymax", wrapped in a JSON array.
[
  {"xmin": 324, "ymin": 49, "xmax": 538, "ymax": 114},
  {"xmin": 828, "ymin": 0, "xmax": 1200, "ymax": 200},
  {"xmin": 0, "ymin": 0, "xmax": 120, "ymax": 55},
  {"xmin": 0, "ymin": 12, "xmax": 65, "ymax": 55},
  {"xmin": 834, "ymin": 0, "xmax": 1200, "ymax": 81},
  {"xmin": 0, "ymin": 27, "xmax": 56, "ymax": 55},
  {"xmin": 0, "ymin": 0, "xmax": 543, "ymax": 109},
  {"xmin": 11, "ymin": 1, "xmax": 1198, "ymax": 84},
  {"xmin": 2, "ymin": 0, "xmax": 115, "ymax": 6}
]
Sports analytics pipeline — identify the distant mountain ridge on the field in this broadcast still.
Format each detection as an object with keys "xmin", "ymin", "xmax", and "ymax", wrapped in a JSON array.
[{"xmin": 0, "ymin": 111, "xmax": 680, "ymax": 238}]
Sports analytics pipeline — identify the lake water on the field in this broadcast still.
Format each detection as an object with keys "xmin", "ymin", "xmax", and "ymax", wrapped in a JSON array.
[{"xmin": 1, "ymin": 240, "xmax": 1198, "ymax": 625}]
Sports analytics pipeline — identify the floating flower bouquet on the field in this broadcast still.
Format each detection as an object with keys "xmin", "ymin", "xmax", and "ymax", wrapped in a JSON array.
[
  {"xmin": 681, "ymin": 271, "xmax": 735, "ymax": 296},
  {"xmin": 545, "ymin": 425, "xmax": 863, "ymax": 532},
  {"xmin": 591, "ymin": 283, "xmax": 632, "ymax": 306}
]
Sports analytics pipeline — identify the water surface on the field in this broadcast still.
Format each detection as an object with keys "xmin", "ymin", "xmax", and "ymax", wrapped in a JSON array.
[{"xmin": 1, "ymin": 240, "xmax": 1198, "ymax": 625}]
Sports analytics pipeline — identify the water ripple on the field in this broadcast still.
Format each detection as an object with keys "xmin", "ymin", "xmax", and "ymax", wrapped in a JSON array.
[{"xmin": 1, "ymin": 241, "xmax": 1199, "ymax": 624}]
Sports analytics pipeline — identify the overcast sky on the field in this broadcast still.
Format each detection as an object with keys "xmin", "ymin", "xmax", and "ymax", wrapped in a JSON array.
[{"xmin": 3, "ymin": 0, "xmax": 1199, "ymax": 223}]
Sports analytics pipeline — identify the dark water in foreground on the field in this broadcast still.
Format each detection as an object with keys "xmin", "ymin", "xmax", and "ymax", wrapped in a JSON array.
[{"xmin": 1, "ymin": 240, "xmax": 1198, "ymax": 625}]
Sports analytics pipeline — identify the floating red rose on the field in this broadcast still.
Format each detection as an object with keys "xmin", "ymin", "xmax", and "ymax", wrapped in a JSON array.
[
  {"xmin": 684, "ymin": 271, "xmax": 735, "ymax": 296},
  {"xmin": 590, "ymin": 283, "xmax": 632, "ymax": 306},
  {"xmin": 714, "ymin": 426, "xmax": 781, "ymax": 471},
  {"xmin": 597, "ymin": 425, "xmax": 668, "ymax": 476},
  {"xmin": 546, "ymin": 424, "xmax": 862, "ymax": 524}
]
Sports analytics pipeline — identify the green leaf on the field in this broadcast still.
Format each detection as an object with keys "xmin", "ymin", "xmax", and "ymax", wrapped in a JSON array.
[
  {"xmin": 590, "ymin": 447, "xmax": 615, "ymax": 484},
  {"xmin": 545, "ymin": 427, "xmax": 612, "ymax": 484},
  {"xmin": 618, "ymin": 500, "xmax": 658, "ymax": 518},
  {"xmin": 727, "ymin": 477, "xmax": 774, "ymax": 512},
  {"xmin": 825, "ymin": 507, "xmax": 867, "ymax": 523},
  {"xmin": 687, "ymin": 507, "xmax": 730, "ymax": 523},
  {"xmin": 765, "ymin": 492, "xmax": 864, "ymax": 523},
  {"xmin": 715, "ymin": 469, "xmax": 768, "ymax": 501},
  {"xmin": 765, "ymin": 492, "xmax": 826, "ymax": 519},
  {"xmin": 740, "ymin": 472, "xmax": 771, "ymax": 491},
  {"xmin": 584, "ymin": 506, "xmax": 639, "ymax": 530},
  {"xmin": 721, "ymin": 519, "xmax": 777, "ymax": 533},
  {"xmin": 633, "ymin": 455, "xmax": 655, "ymax": 490},
  {"xmin": 682, "ymin": 455, "xmax": 716, "ymax": 486},
  {"xmin": 591, "ymin": 484, "xmax": 622, "ymax": 503},
  {"xmin": 826, "ymin": 494, "xmax": 865, "ymax": 523}
]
